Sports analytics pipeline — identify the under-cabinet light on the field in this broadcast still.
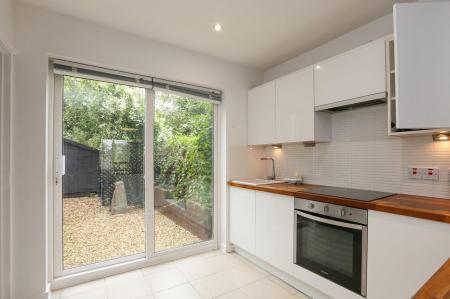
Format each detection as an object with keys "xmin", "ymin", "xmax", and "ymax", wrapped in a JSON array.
[{"xmin": 433, "ymin": 132, "xmax": 450, "ymax": 141}]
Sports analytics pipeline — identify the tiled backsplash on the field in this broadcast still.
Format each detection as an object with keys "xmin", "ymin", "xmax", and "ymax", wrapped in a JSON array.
[{"xmin": 263, "ymin": 104, "xmax": 450, "ymax": 198}]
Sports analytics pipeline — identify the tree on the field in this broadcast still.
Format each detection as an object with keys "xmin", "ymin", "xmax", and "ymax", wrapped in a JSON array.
[
  {"xmin": 63, "ymin": 76, "xmax": 214, "ymax": 209},
  {"xmin": 63, "ymin": 76, "xmax": 145, "ymax": 150}
]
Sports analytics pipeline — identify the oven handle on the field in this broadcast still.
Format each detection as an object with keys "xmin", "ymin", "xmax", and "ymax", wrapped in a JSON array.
[{"xmin": 296, "ymin": 211, "xmax": 365, "ymax": 230}]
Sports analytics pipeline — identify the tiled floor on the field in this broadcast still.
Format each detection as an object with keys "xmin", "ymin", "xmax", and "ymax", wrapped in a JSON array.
[{"xmin": 52, "ymin": 251, "xmax": 310, "ymax": 299}]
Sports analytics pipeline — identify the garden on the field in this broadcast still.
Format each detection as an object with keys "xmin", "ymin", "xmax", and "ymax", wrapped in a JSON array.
[{"xmin": 62, "ymin": 76, "xmax": 213, "ymax": 268}]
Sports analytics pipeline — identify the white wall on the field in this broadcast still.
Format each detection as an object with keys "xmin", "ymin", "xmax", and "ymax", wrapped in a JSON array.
[
  {"xmin": 13, "ymin": 3, "xmax": 264, "ymax": 299},
  {"xmin": 0, "ymin": 0, "xmax": 14, "ymax": 52},
  {"xmin": 262, "ymin": 13, "xmax": 393, "ymax": 82},
  {"xmin": 264, "ymin": 104, "xmax": 450, "ymax": 199}
]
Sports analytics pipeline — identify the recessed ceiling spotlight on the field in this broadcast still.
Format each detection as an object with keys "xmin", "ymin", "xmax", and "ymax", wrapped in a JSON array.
[
  {"xmin": 316, "ymin": 65, "xmax": 321, "ymax": 69},
  {"xmin": 213, "ymin": 23, "xmax": 222, "ymax": 32}
]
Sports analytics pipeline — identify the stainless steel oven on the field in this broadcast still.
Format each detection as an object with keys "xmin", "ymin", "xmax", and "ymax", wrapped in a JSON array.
[{"xmin": 294, "ymin": 198, "xmax": 368, "ymax": 297}]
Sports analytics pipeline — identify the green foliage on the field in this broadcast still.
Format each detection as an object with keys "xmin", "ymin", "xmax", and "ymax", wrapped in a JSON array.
[
  {"xmin": 63, "ymin": 76, "xmax": 145, "ymax": 150},
  {"xmin": 63, "ymin": 76, "xmax": 213, "ymax": 209},
  {"xmin": 154, "ymin": 93, "xmax": 214, "ymax": 210}
]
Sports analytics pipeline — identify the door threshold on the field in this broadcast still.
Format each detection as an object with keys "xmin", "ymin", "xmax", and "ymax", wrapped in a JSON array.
[{"xmin": 51, "ymin": 242, "xmax": 217, "ymax": 290}]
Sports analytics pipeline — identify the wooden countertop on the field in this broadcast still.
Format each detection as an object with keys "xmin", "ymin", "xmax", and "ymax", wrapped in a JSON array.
[
  {"xmin": 413, "ymin": 258, "xmax": 450, "ymax": 299},
  {"xmin": 228, "ymin": 181, "xmax": 450, "ymax": 224}
]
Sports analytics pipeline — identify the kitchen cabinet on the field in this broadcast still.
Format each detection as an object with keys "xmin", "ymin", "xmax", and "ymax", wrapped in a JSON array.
[
  {"xmin": 394, "ymin": 2, "xmax": 450, "ymax": 129},
  {"xmin": 247, "ymin": 81, "xmax": 276, "ymax": 145},
  {"xmin": 254, "ymin": 191, "xmax": 294, "ymax": 275},
  {"xmin": 314, "ymin": 38, "xmax": 386, "ymax": 109},
  {"xmin": 275, "ymin": 67, "xmax": 330, "ymax": 143},
  {"xmin": 229, "ymin": 187, "xmax": 256, "ymax": 254},
  {"xmin": 248, "ymin": 67, "xmax": 330, "ymax": 146},
  {"xmin": 367, "ymin": 211, "xmax": 450, "ymax": 299}
]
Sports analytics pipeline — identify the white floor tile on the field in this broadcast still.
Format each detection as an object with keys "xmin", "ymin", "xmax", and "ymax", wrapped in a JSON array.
[
  {"xmin": 143, "ymin": 268, "xmax": 187, "ymax": 292},
  {"xmin": 59, "ymin": 279, "xmax": 105, "ymax": 298},
  {"xmin": 268, "ymin": 275, "xmax": 298, "ymax": 295},
  {"xmin": 176, "ymin": 250, "xmax": 224, "ymax": 264},
  {"xmin": 153, "ymin": 283, "xmax": 201, "ymax": 299},
  {"xmin": 52, "ymin": 251, "xmax": 311, "ymax": 299},
  {"xmin": 64, "ymin": 287, "xmax": 107, "ymax": 299},
  {"xmin": 215, "ymin": 289, "xmax": 248, "ymax": 299},
  {"xmin": 178, "ymin": 252, "xmax": 243, "ymax": 281},
  {"xmin": 105, "ymin": 269, "xmax": 143, "ymax": 285},
  {"xmin": 288, "ymin": 292, "xmax": 311, "ymax": 299},
  {"xmin": 141, "ymin": 262, "xmax": 178, "ymax": 277},
  {"xmin": 191, "ymin": 264, "xmax": 267, "ymax": 298},
  {"xmin": 106, "ymin": 276, "xmax": 152, "ymax": 299},
  {"xmin": 137, "ymin": 294, "xmax": 155, "ymax": 299},
  {"xmin": 51, "ymin": 290, "xmax": 62, "ymax": 299},
  {"xmin": 239, "ymin": 277, "xmax": 292, "ymax": 299}
]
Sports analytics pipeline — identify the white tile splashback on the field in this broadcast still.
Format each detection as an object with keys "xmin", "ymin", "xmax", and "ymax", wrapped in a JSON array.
[{"xmin": 263, "ymin": 104, "xmax": 450, "ymax": 198}]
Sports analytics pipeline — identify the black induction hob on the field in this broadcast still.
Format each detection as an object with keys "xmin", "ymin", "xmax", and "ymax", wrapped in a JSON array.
[{"xmin": 302, "ymin": 186, "xmax": 395, "ymax": 201}]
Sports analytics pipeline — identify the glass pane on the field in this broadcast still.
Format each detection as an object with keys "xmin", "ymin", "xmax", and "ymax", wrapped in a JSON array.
[
  {"xmin": 62, "ymin": 76, "xmax": 146, "ymax": 269},
  {"xmin": 153, "ymin": 91, "xmax": 214, "ymax": 252},
  {"xmin": 302, "ymin": 221, "xmax": 354, "ymax": 277}
]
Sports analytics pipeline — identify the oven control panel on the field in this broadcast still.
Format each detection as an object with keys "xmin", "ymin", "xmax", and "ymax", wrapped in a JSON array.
[{"xmin": 295, "ymin": 198, "xmax": 367, "ymax": 225}]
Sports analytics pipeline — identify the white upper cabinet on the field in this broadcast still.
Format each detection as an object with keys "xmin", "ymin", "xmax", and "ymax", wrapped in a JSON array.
[
  {"xmin": 275, "ymin": 67, "xmax": 329, "ymax": 143},
  {"xmin": 394, "ymin": 2, "xmax": 450, "ymax": 129},
  {"xmin": 248, "ymin": 67, "xmax": 330, "ymax": 146},
  {"xmin": 248, "ymin": 81, "xmax": 276, "ymax": 145},
  {"xmin": 314, "ymin": 38, "xmax": 386, "ymax": 109}
]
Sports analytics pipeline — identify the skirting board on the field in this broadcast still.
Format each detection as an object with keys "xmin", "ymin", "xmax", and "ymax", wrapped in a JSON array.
[{"xmin": 233, "ymin": 246, "xmax": 332, "ymax": 299}]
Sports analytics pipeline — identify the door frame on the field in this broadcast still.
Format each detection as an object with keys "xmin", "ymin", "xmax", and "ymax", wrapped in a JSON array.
[
  {"xmin": 0, "ymin": 41, "xmax": 13, "ymax": 299},
  {"xmin": 49, "ymin": 64, "xmax": 219, "ymax": 288}
]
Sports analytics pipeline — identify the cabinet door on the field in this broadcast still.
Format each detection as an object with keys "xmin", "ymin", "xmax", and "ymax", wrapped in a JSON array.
[
  {"xmin": 248, "ymin": 81, "xmax": 276, "ymax": 145},
  {"xmin": 276, "ymin": 67, "xmax": 314, "ymax": 143},
  {"xmin": 395, "ymin": 2, "xmax": 450, "ymax": 129},
  {"xmin": 314, "ymin": 38, "xmax": 386, "ymax": 108},
  {"xmin": 255, "ymin": 191, "xmax": 294, "ymax": 274},
  {"xmin": 367, "ymin": 211, "xmax": 450, "ymax": 299},
  {"xmin": 229, "ymin": 187, "xmax": 255, "ymax": 254}
]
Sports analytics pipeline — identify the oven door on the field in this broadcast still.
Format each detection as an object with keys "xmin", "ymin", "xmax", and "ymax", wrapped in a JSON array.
[{"xmin": 294, "ymin": 210, "xmax": 367, "ymax": 297}]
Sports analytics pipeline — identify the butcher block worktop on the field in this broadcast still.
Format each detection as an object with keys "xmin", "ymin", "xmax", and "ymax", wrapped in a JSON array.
[
  {"xmin": 413, "ymin": 258, "xmax": 450, "ymax": 299},
  {"xmin": 228, "ymin": 181, "xmax": 450, "ymax": 224}
]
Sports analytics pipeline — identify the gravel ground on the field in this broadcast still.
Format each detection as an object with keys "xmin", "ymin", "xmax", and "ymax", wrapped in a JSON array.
[{"xmin": 63, "ymin": 196, "xmax": 201, "ymax": 269}]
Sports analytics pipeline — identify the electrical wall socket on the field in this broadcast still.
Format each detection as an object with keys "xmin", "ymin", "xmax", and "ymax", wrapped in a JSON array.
[
  {"xmin": 422, "ymin": 167, "xmax": 439, "ymax": 181},
  {"xmin": 408, "ymin": 167, "xmax": 422, "ymax": 179},
  {"xmin": 408, "ymin": 167, "xmax": 439, "ymax": 181}
]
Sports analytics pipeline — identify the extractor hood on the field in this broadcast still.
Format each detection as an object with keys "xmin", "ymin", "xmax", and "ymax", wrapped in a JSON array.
[{"xmin": 314, "ymin": 92, "xmax": 387, "ymax": 112}]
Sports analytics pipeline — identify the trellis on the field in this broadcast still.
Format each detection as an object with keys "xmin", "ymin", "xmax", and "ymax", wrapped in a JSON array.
[{"xmin": 99, "ymin": 140, "xmax": 144, "ymax": 207}]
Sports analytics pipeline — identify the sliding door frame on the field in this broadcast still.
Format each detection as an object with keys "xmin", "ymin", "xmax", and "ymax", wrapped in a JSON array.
[
  {"xmin": 49, "ymin": 64, "xmax": 219, "ymax": 287},
  {"xmin": 52, "ymin": 75, "xmax": 148, "ymax": 278}
]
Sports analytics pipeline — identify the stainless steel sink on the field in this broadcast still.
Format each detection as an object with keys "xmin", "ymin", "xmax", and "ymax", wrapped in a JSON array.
[{"xmin": 231, "ymin": 179, "xmax": 286, "ymax": 186}]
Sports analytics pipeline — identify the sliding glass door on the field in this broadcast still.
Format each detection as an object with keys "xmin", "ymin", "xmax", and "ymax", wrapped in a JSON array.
[
  {"xmin": 53, "ymin": 69, "xmax": 217, "ymax": 277},
  {"xmin": 53, "ymin": 75, "xmax": 148, "ymax": 274},
  {"xmin": 153, "ymin": 91, "xmax": 214, "ymax": 252}
]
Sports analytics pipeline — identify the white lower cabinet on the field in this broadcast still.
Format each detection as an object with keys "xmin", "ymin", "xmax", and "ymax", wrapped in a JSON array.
[
  {"xmin": 367, "ymin": 211, "xmax": 450, "ymax": 299},
  {"xmin": 229, "ymin": 187, "xmax": 256, "ymax": 254},
  {"xmin": 254, "ymin": 191, "xmax": 294, "ymax": 275},
  {"xmin": 230, "ymin": 188, "xmax": 450, "ymax": 299}
]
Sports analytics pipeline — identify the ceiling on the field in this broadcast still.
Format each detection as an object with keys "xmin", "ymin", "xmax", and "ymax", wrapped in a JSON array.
[{"xmin": 19, "ymin": 0, "xmax": 399, "ymax": 70}]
